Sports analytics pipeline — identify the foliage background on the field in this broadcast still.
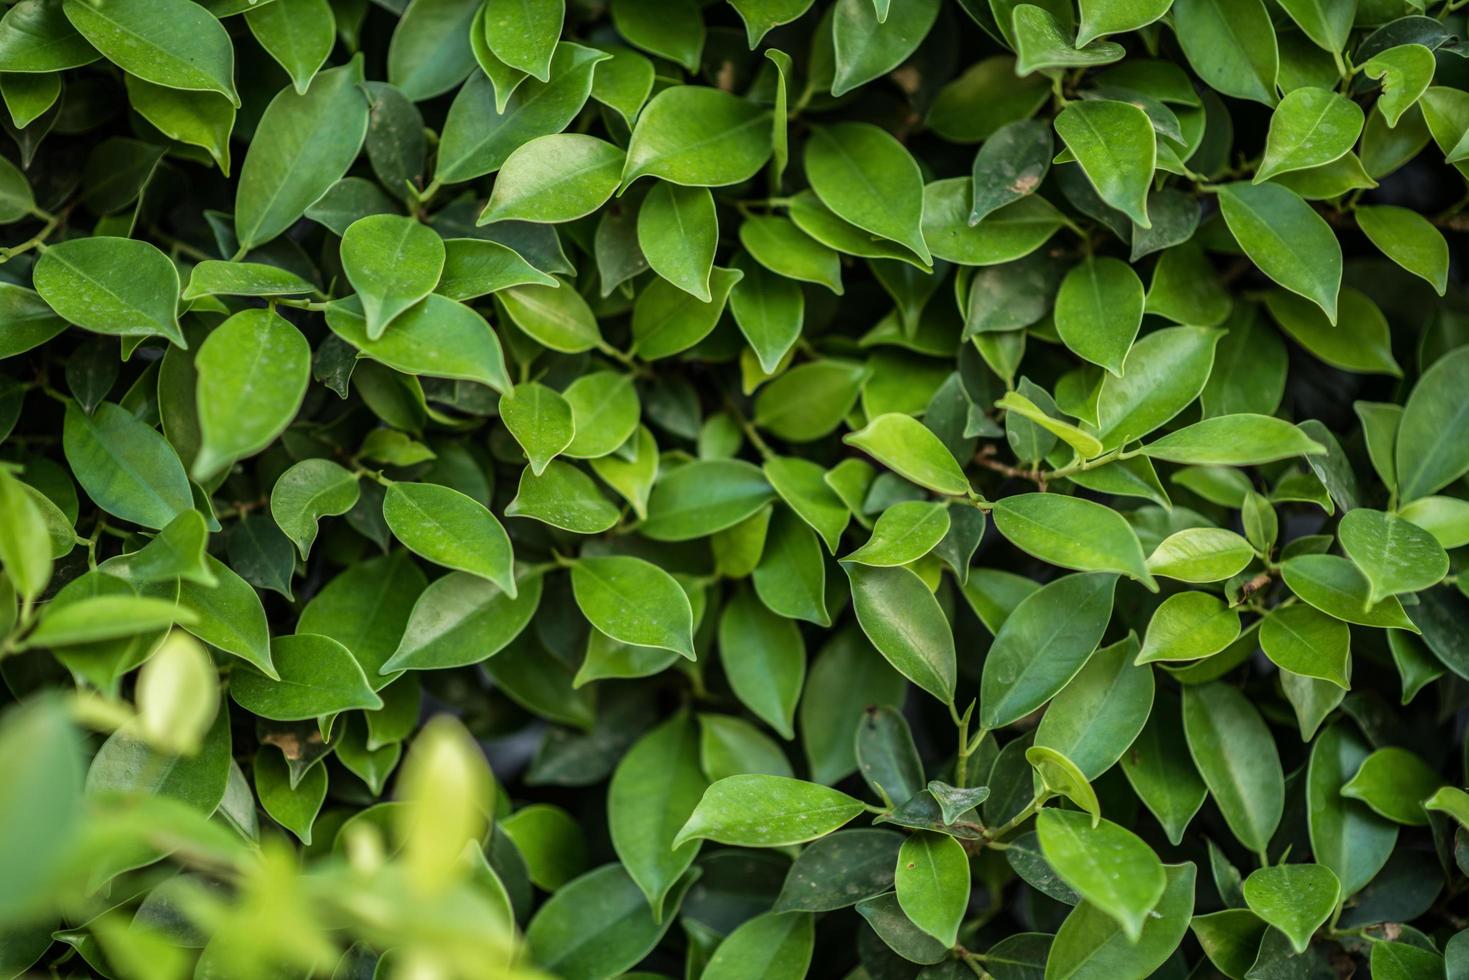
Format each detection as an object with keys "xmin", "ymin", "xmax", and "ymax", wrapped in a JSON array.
[{"xmin": 2, "ymin": 0, "xmax": 1469, "ymax": 977}]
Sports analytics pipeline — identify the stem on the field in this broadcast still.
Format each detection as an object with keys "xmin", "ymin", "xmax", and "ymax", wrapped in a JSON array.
[
  {"xmin": 984, "ymin": 796, "xmax": 1043, "ymax": 844},
  {"xmin": 0, "ymin": 207, "xmax": 65, "ymax": 263}
]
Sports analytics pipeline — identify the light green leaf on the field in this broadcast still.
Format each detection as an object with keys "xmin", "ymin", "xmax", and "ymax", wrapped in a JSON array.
[
  {"xmin": 1054, "ymin": 100, "xmax": 1155, "ymax": 229},
  {"xmin": 34, "ymin": 236, "xmax": 183, "ymax": 347},
  {"xmin": 894, "ymin": 831, "xmax": 969, "ymax": 947},
  {"xmin": 62, "ymin": 402, "xmax": 192, "ymax": 531},
  {"xmin": 1077, "ymin": 0, "xmax": 1172, "ymax": 45},
  {"xmin": 1242, "ymin": 863, "xmax": 1340, "ymax": 954},
  {"xmin": 609, "ymin": 713, "xmax": 707, "ymax": 921},
  {"xmin": 1171, "ymin": 0, "xmax": 1278, "ymax": 105},
  {"xmin": 62, "ymin": 0, "xmax": 235, "ymax": 103},
  {"xmin": 843, "ymin": 501, "xmax": 950, "ymax": 567},
  {"xmin": 1363, "ymin": 44, "xmax": 1435, "ymax": 128},
  {"xmin": 979, "ymin": 572, "xmax": 1118, "ymax": 729},
  {"xmin": 703, "ymin": 911, "xmax": 814, "ymax": 980},
  {"xmin": 1140, "ymin": 413, "xmax": 1325, "ymax": 465},
  {"xmin": 383, "ymin": 482, "xmax": 515, "ymax": 596},
  {"xmin": 1280, "ymin": 553, "xmax": 1419, "ymax": 630},
  {"xmin": 622, "ymin": 85, "xmax": 773, "ymax": 188},
  {"xmin": 230, "ymin": 633, "xmax": 382, "ymax": 721},
  {"xmin": 234, "ymin": 58, "xmax": 368, "ymax": 252},
  {"xmin": 1216, "ymin": 182, "xmax": 1341, "ymax": 323},
  {"xmin": 830, "ymin": 0, "xmax": 939, "ymax": 97},
  {"xmin": 325, "ymin": 294, "xmax": 510, "ymax": 392},
  {"xmin": 1339, "ymin": 507, "xmax": 1449, "ymax": 606},
  {"xmin": 674, "ymin": 774, "xmax": 865, "ymax": 847},
  {"xmin": 844, "ymin": 413, "xmax": 969, "ymax": 496},
  {"xmin": 1181, "ymin": 682, "xmax": 1283, "ymax": 854},
  {"xmin": 245, "ymin": 0, "xmax": 333, "ymax": 95},
  {"xmin": 805, "ymin": 122, "xmax": 930, "ymax": 263},
  {"xmin": 1137, "ymin": 592, "xmax": 1240, "ymax": 664},
  {"xmin": 1053, "ymin": 256, "xmax": 1145, "ymax": 377},
  {"xmin": 1340, "ymin": 746, "xmax": 1443, "ymax": 826},
  {"xmin": 1013, "ymin": 5, "xmax": 1125, "ymax": 76},
  {"xmin": 480, "ymin": 134, "xmax": 623, "ymax": 225},
  {"xmin": 482, "ymin": 0, "xmax": 562, "ymax": 80},
  {"xmin": 993, "ymin": 493, "xmax": 1154, "ymax": 587},
  {"xmin": 1355, "ymin": 204, "xmax": 1448, "ymax": 295},
  {"xmin": 1259, "ymin": 603, "xmax": 1350, "ymax": 688},
  {"xmin": 1262, "ymin": 287, "xmax": 1400, "ymax": 377},
  {"xmin": 1394, "ymin": 346, "xmax": 1469, "ymax": 503},
  {"xmin": 846, "ymin": 563, "xmax": 956, "ymax": 703},
  {"xmin": 1255, "ymin": 88, "xmax": 1363, "ymax": 182},
  {"xmin": 506, "ymin": 460, "xmax": 618, "ymax": 534},
  {"xmin": 1037, "ymin": 809, "xmax": 1167, "ymax": 942},
  {"xmin": 1034, "ymin": 634, "xmax": 1154, "ymax": 779},
  {"xmin": 640, "ymin": 458, "xmax": 774, "ymax": 541},
  {"xmin": 192, "ymin": 308, "xmax": 310, "ymax": 481},
  {"xmin": 340, "ymin": 215, "xmax": 445, "ymax": 340},
  {"xmin": 571, "ymin": 555, "xmax": 695, "ymax": 659},
  {"xmin": 718, "ymin": 588, "xmax": 805, "ymax": 738},
  {"xmin": 638, "ymin": 182, "xmax": 717, "ymax": 301},
  {"xmin": 500, "ymin": 382, "xmax": 574, "ymax": 476},
  {"xmin": 630, "ymin": 266, "xmax": 742, "ymax": 360}
]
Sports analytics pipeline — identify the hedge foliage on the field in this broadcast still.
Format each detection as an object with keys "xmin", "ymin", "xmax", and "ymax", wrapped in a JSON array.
[{"xmin": 3, "ymin": 0, "xmax": 1469, "ymax": 977}]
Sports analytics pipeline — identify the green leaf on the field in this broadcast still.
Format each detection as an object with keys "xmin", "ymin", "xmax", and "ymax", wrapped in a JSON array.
[
  {"xmin": 525, "ymin": 864, "xmax": 696, "ymax": 979},
  {"xmin": 1034, "ymin": 634, "xmax": 1154, "ymax": 779},
  {"xmin": 182, "ymin": 261, "xmax": 315, "ymax": 302},
  {"xmin": 674, "ymin": 774, "xmax": 865, "ymax": 847},
  {"xmin": 253, "ymin": 746, "xmax": 325, "ymax": 844},
  {"xmin": 764, "ymin": 456, "xmax": 849, "ymax": 553},
  {"xmin": 846, "ymin": 563, "xmax": 956, "ymax": 703},
  {"xmin": 245, "ymin": 0, "xmax": 333, "ymax": 95},
  {"xmin": 1339, "ymin": 507, "xmax": 1449, "ymax": 606},
  {"xmin": 234, "ymin": 58, "xmax": 368, "ymax": 252},
  {"xmin": 1372, "ymin": 941, "xmax": 1446, "ymax": 980},
  {"xmin": 843, "ymin": 501, "xmax": 950, "ymax": 567},
  {"xmin": 480, "ymin": 134, "xmax": 624, "ymax": 225},
  {"xmin": 507, "ymin": 460, "xmax": 619, "ymax": 534},
  {"xmin": 979, "ymin": 572, "xmax": 1119, "ymax": 729},
  {"xmin": 924, "ymin": 180, "xmax": 1066, "ymax": 266},
  {"xmin": 435, "ymin": 43, "xmax": 606, "ymax": 182},
  {"xmin": 23, "ymin": 594, "xmax": 193, "ymax": 649},
  {"xmin": 992, "ymin": 493, "xmax": 1154, "ymax": 587},
  {"xmin": 1027, "ymin": 745, "xmax": 1102, "ymax": 822},
  {"xmin": 1259, "ymin": 604, "xmax": 1350, "ymax": 688},
  {"xmin": 1340, "ymin": 746, "xmax": 1443, "ymax": 826},
  {"xmin": 572, "ymin": 555, "xmax": 695, "ymax": 659},
  {"xmin": 1280, "ymin": 554, "xmax": 1419, "ymax": 630},
  {"xmin": 1216, "ymin": 182, "xmax": 1341, "ymax": 323},
  {"xmin": 124, "ymin": 77, "xmax": 233, "ymax": 175},
  {"xmin": 638, "ymin": 182, "xmax": 717, "ymax": 301},
  {"xmin": 622, "ymin": 86, "xmax": 773, "ymax": 188},
  {"xmin": 740, "ymin": 214, "xmax": 843, "ymax": 294},
  {"xmin": 1137, "ymin": 592, "xmax": 1241, "ymax": 664},
  {"xmin": 86, "ymin": 706, "xmax": 230, "ymax": 812},
  {"xmin": 698, "ymin": 712, "xmax": 793, "ymax": 781},
  {"xmin": 630, "ymin": 266, "xmax": 742, "ymax": 360},
  {"xmin": 641, "ymin": 458, "xmax": 774, "ymax": 541},
  {"xmin": 1261, "ymin": 287, "xmax": 1400, "ymax": 377},
  {"xmin": 62, "ymin": 0, "xmax": 235, "ymax": 104},
  {"xmin": 854, "ymin": 705, "xmax": 924, "ymax": 805},
  {"xmin": 1054, "ymin": 100, "xmax": 1155, "ymax": 229},
  {"xmin": 1363, "ymin": 44, "xmax": 1435, "ymax": 129},
  {"xmin": 774, "ymin": 828, "xmax": 903, "ymax": 911},
  {"xmin": 62, "ymin": 402, "xmax": 192, "ymax": 531},
  {"xmin": 1181, "ymin": 683, "xmax": 1283, "ymax": 854},
  {"xmin": 269, "ymin": 460, "xmax": 360, "ymax": 561},
  {"xmin": 830, "ymin": 0, "xmax": 939, "ymax": 97},
  {"xmin": 967, "ymin": 119, "xmax": 1053, "ymax": 226},
  {"xmin": 500, "ymin": 382, "xmax": 574, "ymax": 476},
  {"xmin": 384, "ymin": 570, "xmax": 541, "ymax": 673},
  {"xmin": 231, "ymin": 633, "xmax": 382, "ymax": 721},
  {"xmin": 172, "ymin": 556, "xmax": 274, "ymax": 677},
  {"xmin": 610, "ymin": 0, "xmax": 703, "ymax": 70},
  {"xmin": 0, "ymin": 471, "xmax": 53, "ymax": 604},
  {"xmin": 436, "ymin": 238, "xmax": 555, "ymax": 300},
  {"xmin": 1394, "ymin": 346, "xmax": 1469, "ymax": 503},
  {"xmin": 1044, "ymin": 862, "xmax": 1196, "ymax": 980},
  {"xmin": 382, "ymin": 481, "xmax": 516, "ymax": 595},
  {"xmin": 1256, "ymin": 88, "xmax": 1363, "ymax": 182},
  {"xmin": 844, "ymin": 413, "xmax": 969, "ymax": 496},
  {"xmin": 482, "ymin": 0, "xmax": 562, "ymax": 80},
  {"xmin": 1141, "ymin": 414, "xmax": 1326, "ymax": 465},
  {"xmin": 1053, "ymin": 256, "xmax": 1146, "ymax": 377},
  {"xmin": 894, "ymin": 831, "xmax": 968, "ymax": 947},
  {"xmin": 1077, "ymin": 0, "xmax": 1172, "ymax": 45},
  {"xmin": 1355, "ymin": 204, "xmax": 1448, "ymax": 295},
  {"xmin": 1038, "ymin": 809, "xmax": 1166, "ymax": 942},
  {"xmin": 340, "ymin": 215, "xmax": 445, "ymax": 340},
  {"xmin": 0, "ymin": 697, "xmax": 84, "ymax": 922},
  {"xmin": 1121, "ymin": 696, "xmax": 1207, "ymax": 846},
  {"xmin": 1276, "ymin": 0, "xmax": 1353, "ymax": 54},
  {"xmin": 1242, "ymin": 863, "xmax": 1340, "ymax": 954},
  {"xmin": 609, "ymin": 713, "xmax": 707, "ymax": 920},
  {"xmin": 729, "ymin": 0, "xmax": 815, "ymax": 46},
  {"xmin": 1171, "ymin": 0, "xmax": 1278, "ymax": 105},
  {"xmin": 325, "ymin": 294, "xmax": 510, "ymax": 392},
  {"xmin": 192, "ymin": 308, "xmax": 310, "ymax": 481},
  {"xmin": 718, "ymin": 588, "xmax": 805, "ymax": 739},
  {"xmin": 1145, "ymin": 528, "xmax": 1254, "ymax": 583},
  {"xmin": 703, "ymin": 911, "xmax": 814, "ymax": 980},
  {"xmin": 805, "ymin": 123, "xmax": 930, "ymax": 264},
  {"xmin": 854, "ymin": 891, "xmax": 949, "ymax": 964},
  {"xmin": 1013, "ymin": 5, "xmax": 1125, "ymax": 75},
  {"xmin": 34, "ymin": 236, "xmax": 183, "ymax": 347}
]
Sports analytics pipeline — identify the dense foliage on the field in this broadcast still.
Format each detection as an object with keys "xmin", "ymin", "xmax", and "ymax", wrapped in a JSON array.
[{"xmin": 5, "ymin": 0, "xmax": 1469, "ymax": 976}]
